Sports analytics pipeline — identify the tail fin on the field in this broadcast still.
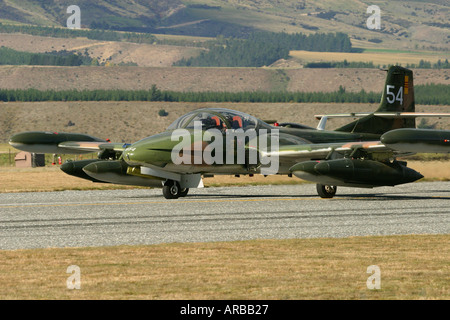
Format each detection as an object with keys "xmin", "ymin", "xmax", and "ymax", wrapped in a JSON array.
[
  {"xmin": 377, "ymin": 66, "xmax": 415, "ymax": 113},
  {"xmin": 337, "ymin": 66, "xmax": 415, "ymax": 135}
]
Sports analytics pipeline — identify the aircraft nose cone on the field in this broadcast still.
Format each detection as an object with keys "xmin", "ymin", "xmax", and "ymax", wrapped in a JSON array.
[
  {"xmin": 123, "ymin": 145, "xmax": 159, "ymax": 167},
  {"xmin": 123, "ymin": 132, "xmax": 178, "ymax": 167}
]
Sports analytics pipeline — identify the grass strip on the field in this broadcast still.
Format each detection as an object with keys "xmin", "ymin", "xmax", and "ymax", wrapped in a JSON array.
[{"xmin": 0, "ymin": 235, "xmax": 448, "ymax": 299}]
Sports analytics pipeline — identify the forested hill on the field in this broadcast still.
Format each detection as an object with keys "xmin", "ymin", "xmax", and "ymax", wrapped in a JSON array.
[
  {"xmin": 0, "ymin": 0, "xmax": 182, "ymax": 29},
  {"xmin": 0, "ymin": 0, "xmax": 448, "ymax": 49},
  {"xmin": 174, "ymin": 32, "xmax": 353, "ymax": 67}
]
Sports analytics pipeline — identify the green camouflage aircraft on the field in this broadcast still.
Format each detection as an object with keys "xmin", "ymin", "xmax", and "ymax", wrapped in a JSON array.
[{"xmin": 9, "ymin": 66, "xmax": 450, "ymax": 199}]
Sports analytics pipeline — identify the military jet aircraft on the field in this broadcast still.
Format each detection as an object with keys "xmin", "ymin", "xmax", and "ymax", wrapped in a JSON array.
[{"xmin": 9, "ymin": 66, "xmax": 450, "ymax": 199}]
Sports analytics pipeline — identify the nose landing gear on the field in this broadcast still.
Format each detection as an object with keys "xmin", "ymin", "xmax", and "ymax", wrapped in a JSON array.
[
  {"xmin": 316, "ymin": 184, "xmax": 337, "ymax": 198},
  {"xmin": 162, "ymin": 180, "xmax": 189, "ymax": 199}
]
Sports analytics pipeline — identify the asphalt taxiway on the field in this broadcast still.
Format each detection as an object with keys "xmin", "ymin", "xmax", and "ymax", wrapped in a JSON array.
[{"xmin": 0, "ymin": 182, "xmax": 449, "ymax": 250}]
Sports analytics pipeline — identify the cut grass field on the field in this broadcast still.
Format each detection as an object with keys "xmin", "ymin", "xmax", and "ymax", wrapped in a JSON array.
[
  {"xmin": 0, "ymin": 235, "xmax": 448, "ymax": 299},
  {"xmin": 289, "ymin": 49, "xmax": 449, "ymax": 66},
  {"xmin": 2, "ymin": 102, "xmax": 450, "ymax": 145}
]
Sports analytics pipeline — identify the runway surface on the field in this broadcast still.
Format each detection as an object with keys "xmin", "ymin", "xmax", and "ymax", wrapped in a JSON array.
[{"xmin": 0, "ymin": 182, "xmax": 449, "ymax": 250}]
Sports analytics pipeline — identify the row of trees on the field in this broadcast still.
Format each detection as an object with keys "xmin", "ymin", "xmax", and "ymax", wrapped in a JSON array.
[
  {"xmin": 174, "ymin": 32, "xmax": 353, "ymax": 67},
  {"xmin": 0, "ymin": 47, "xmax": 92, "ymax": 66},
  {"xmin": 305, "ymin": 61, "xmax": 376, "ymax": 68},
  {"xmin": 405, "ymin": 59, "xmax": 450, "ymax": 69},
  {"xmin": 0, "ymin": 23, "xmax": 157, "ymax": 44},
  {"xmin": 415, "ymin": 84, "xmax": 450, "ymax": 105},
  {"xmin": 0, "ymin": 84, "xmax": 448, "ymax": 105}
]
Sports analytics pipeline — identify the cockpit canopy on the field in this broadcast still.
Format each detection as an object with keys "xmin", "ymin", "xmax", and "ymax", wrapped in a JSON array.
[{"xmin": 167, "ymin": 108, "xmax": 271, "ymax": 131}]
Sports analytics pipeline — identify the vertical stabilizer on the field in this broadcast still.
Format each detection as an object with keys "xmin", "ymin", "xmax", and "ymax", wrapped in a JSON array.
[
  {"xmin": 377, "ymin": 66, "xmax": 415, "ymax": 113},
  {"xmin": 337, "ymin": 66, "xmax": 415, "ymax": 134}
]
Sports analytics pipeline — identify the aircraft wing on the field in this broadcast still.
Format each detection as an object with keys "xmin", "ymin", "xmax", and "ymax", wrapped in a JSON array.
[
  {"xmin": 57, "ymin": 141, "xmax": 130, "ymax": 153},
  {"xmin": 261, "ymin": 129, "xmax": 449, "ymax": 169},
  {"xmin": 270, "ymin": 141, "xmax": 391, "ymax": 163},
  {"xmin": 261, "ymin": 128, "xmax": 449, "ymax": 189}
]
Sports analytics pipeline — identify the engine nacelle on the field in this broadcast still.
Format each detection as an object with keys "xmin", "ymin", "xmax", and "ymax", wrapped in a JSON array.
[
  {"xmin": 61, "ymin": 159, "xmax": 106, "ymax": 182},
  {"xmin": 82, "ymin": 160, "xmax": 163, "ymax": 187}
]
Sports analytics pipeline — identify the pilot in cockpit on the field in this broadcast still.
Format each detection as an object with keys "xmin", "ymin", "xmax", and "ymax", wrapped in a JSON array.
[
  {"xmin": 206, "ymin": 115, "xmax": 243, "ymax": 131},
  {"xmin": 199, "ymin": 115, "xmax": 225, "ymax": 131}
]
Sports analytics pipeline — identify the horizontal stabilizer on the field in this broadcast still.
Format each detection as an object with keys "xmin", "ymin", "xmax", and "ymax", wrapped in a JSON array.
[
  {"xmin": 315, "ymin": 112, "xmax": 450, "ymax": 120},
  {"xmin": 315, "ymin": 112, "xmax": 450, "ymax": 131}
]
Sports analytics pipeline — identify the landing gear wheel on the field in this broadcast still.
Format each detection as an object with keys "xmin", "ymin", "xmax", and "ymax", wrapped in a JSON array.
[
  {"xmin": 163, "ymin": 180, "xmax": 181, "ymax": 199},
  {"xmin": 178, "ymin": 188, "xmax": 189, "ymax": 197},
  {"xmin": 316, "ymin": 184, "xmax": 337, "ymax": 199},
  {"xmin": 162, "ymin": 180, "xmax": 189, "ymax": 199}
]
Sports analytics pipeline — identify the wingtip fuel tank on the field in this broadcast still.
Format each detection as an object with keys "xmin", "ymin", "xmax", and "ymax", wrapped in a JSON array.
[
  {"xmin": 381, "ymin": 129, "xmax": 450, "ymax": 153},
  {"xmin": 9, "ymin": 131, "xmax": 106, "ymax": 154}
]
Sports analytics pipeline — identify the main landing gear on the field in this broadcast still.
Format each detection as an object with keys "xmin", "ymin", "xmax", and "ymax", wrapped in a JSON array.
[
  {"xmin": 162, "ymin": 180, "xmax": 189, "ymax": 199},
  {"xmin": 316, "ymin": 184, "xmax": 337, "ymax": 199},
  {"xmin": 162, "ymin": 181, "xmax": 336, "ymax": 199}
]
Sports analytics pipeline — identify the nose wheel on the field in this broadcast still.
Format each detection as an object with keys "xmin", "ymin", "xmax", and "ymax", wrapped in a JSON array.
[{"xmin": 162, "ymin": 180, "xmax": 189, "ymax": 199}]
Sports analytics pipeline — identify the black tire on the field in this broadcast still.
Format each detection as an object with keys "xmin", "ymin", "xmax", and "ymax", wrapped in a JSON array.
[
  {"xmin": 316, "ymin": 184, "xmax": 337, "ymax": 199},
  {"xmin": 163, "ymin": 180, "xmax": 180, "ymax": 199},
  {"xmin": 178, "ymin": 188, "xmax": 189, "ymax": 197}
]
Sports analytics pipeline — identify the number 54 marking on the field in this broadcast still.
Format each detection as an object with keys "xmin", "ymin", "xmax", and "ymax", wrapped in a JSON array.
[{"xmin": 386, "ymin": 85, "xmax": 403, "ymax": 104}]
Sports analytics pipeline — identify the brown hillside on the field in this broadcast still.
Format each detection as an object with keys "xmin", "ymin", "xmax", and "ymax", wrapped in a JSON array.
[
  {"xmin": 0, "ymin": 33, "xmax": 202, "ymax": 67},
  {"xmin": 1, "ymin": 101, "xmax": 449, "ymax": 143},
  {"xmin": 0, "ymin": 66, "xmax": 448, "ymax": 92}
]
